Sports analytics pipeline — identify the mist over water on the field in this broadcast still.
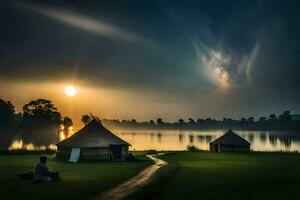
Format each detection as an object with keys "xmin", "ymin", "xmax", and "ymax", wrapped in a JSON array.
[{"xmin": 3, "ymin": 129, "xmax": 300, "ymax": 152}]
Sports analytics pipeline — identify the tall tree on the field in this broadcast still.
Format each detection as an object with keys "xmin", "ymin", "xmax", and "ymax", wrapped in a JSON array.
[
  {"xmin": 0, "ymin": 99, "xmax": 16, "ymax": 132},
  {"xmin": 188, "ymin": 118, "xmax": 195, "ymax": 124},
  {"xmin": 62, "ymin": 117, "xmax": 73, "ymax": 132},
  {"xmin": 240, "ymin": 118, "xmax": 246, "ymax": 122},
  {"xmin": 20, "ymin": 99, "xmax": 62, "ymax": 134},
  {"xmin": 259, "ymin": 117, "xmax": 266, "ymax": 122},
  {"xmin": 179, "ymin": 119, "xmax": 185, "ymax": 124},
  {"xmin": 197, "ymin": 118, "xmax": 204, "ymax": 123},
  {"xmin": 247, "ymin": 117, "xmax": 255, "ymax": 123},
  {"xmin": 279, "ymin": 110, "xmax": 292, "ymax": 122},
  {"xmin": 269, "ymin": 114, "xmax": 277, "ymax": 121},
  {"xmin": 149, "ymin": 120, "xmax": 155, "ymax": 125},
  {"xmin": 156, "ymin": 118, "xmax": 163, "ymax": 124},
  {"xmin": 81, "ymin": 114, "xmax": 91, "ymax": 126}
]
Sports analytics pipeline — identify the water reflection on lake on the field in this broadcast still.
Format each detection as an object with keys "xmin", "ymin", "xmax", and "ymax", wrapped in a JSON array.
[
  {"xmin": 1, "ymin": 130, "xmax": 75, "ymax": 151},
  {"xmin": 113, "ymin": 130, "xmax": 300, "ymax": 152},
  {"xmin": 2, "ymin": 129, "xmax": 300, "ymax": 152}
]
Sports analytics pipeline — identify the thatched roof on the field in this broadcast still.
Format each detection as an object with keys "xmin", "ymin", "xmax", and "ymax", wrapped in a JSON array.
[
  {"xmin": 56, "ymin": 119, "xmax": 130, "ymax": 148},
  {"xmin": 210, "ymin": 130, "xmax": 250, "ymax": 146}
]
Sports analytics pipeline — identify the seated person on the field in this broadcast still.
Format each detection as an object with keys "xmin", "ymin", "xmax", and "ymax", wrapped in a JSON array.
[{"xmin": 33, "ymin": 156, "xmax": 60, "ymax": 183}]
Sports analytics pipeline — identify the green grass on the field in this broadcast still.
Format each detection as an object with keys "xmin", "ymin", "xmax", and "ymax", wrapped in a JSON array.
[
  {"xmin": 0, "ymin": 153, "xmax": 151, "ymax": 200},
  {"xmin": 126, "ymin": 152, "xmax": 300, "ymax": 200}
]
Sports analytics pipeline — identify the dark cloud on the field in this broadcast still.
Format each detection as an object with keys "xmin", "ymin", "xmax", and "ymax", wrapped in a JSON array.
[{"xmin": 0, "ymin": 0, "xmax": 299, "ymax": 118}]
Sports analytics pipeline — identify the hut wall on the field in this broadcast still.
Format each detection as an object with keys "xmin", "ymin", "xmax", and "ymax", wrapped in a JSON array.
[
  {"xmin": 56, "ymin": 146, "xmax": 129, "ymax": 161},
  {"xmin": 55, "ymin": 146, "xmax": 72, "ymax": 160},
  {"xmin": 209, "ymin": 144, "xmax": 218, "ymax": 152},
  {"xmin": 210, "ymin": 144, "xmax": 250, "ymax": 152},
  {"xmin": 80, "ymin": 148, "xmax": 112, "ymax": 160},
  {"xmin": 110, "ymin": 145, "xmax": 129, "ymax": 160},
  {"xmin": 121, "ymin": 145, "xmax": 129, "ymax": 160},
  {"xmin": 219, "ymin": 145, "xmax": 250, "ymax": 152}
]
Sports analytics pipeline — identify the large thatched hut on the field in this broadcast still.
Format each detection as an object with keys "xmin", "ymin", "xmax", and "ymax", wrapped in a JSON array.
[
  {"xmin": 210, "ymin": 130, "xmax": 250, "ymax": 152},
  {"xmin": 56, "ymin": 119, "xmax": 130, "ymax": 161}
]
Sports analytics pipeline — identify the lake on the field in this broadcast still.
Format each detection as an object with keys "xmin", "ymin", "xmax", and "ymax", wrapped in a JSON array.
[
  {"xmin": 113, "ymin": 130, "xmax": 300, "ymax": 152},
  {"xmin": 2, "ymin": 129, "xmax": 300, "ymax": 152}
]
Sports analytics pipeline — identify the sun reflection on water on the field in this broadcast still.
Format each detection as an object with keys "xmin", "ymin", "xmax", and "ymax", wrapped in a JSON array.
[{"xmin": 8, "ymin": 139, "xmax": 57, "ymax": 151}]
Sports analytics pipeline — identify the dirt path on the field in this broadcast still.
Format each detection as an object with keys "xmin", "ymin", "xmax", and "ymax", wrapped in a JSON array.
[{"xmin": 92, "ymin": 153, "xmax": 167, "ymax": 200}]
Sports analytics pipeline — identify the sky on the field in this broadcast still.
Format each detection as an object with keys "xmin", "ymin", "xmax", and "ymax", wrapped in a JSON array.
[{"xmin": 0, "ymin": 0, "xmax": 299, "ymax": 126}]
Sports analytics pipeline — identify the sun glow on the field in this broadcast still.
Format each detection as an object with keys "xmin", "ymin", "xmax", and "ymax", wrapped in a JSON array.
[{"xmin": 65, "ymin": 86, "xmax": 77, "ymax": 96}]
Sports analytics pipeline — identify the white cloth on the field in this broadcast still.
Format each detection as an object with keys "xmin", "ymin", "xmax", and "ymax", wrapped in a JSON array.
[{"xmin": 69, "ymin": 148, "xmax": 81, "ymax": 163}]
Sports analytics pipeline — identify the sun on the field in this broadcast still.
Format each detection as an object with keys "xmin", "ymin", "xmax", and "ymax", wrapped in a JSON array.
[{"xmin": 65, "ymin": 86, "xmax": 77, "ymax": 96}]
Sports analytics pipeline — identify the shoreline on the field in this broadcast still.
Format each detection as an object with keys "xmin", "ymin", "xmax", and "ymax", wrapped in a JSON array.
[{"xmin": 1, "ymin": 150, "xmax": 299, "ymax": 155}]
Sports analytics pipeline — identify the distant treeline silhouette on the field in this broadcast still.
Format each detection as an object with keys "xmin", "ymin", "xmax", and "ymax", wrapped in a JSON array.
[
  {"xmin": 1, "ymin": 98, "xmax": 300, "ymax": 143},
  {"xmin": 101, "ymin": 111, "xmax": 300, "ymax": 130}
]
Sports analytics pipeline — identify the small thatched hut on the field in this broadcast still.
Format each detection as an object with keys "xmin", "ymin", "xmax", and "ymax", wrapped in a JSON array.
[
  {"xmin": 210, "ymin": 130, "xmax": 250, "ymax": 152},
  {"xmin": 56, "ymin": 119, "xmax": 130, "ymax": 161}
]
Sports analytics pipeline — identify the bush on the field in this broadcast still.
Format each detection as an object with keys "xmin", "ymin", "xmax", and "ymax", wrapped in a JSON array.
[
  {"xmin": 186, "ymin": 145, "xmax": 201, "ymax": 152},
  {"xmin": 145, "ymin": 149, "xmax": 158, "ymax": 155},
  {"xmin": 126, "ymin": 153, "xmax": 138, "ymax": 161}
]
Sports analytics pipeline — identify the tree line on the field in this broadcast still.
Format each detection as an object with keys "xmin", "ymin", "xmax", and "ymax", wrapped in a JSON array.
[
  {"xmin": 1, "ymin": 98, "xmax": 300, "ymax": 139},
  {"xmin": 101, "ymin": 111, "xmax": 300, "ymax": 130}
]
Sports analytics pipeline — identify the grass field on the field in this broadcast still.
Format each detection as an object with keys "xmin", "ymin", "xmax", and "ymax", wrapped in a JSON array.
[
  {"xmin": 126, "ymin": 152, "xmax": 300, "ymax": 200},
  {"xmin": 0, "ymin": 152, "xmax": 151, "ymax": 200}
]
